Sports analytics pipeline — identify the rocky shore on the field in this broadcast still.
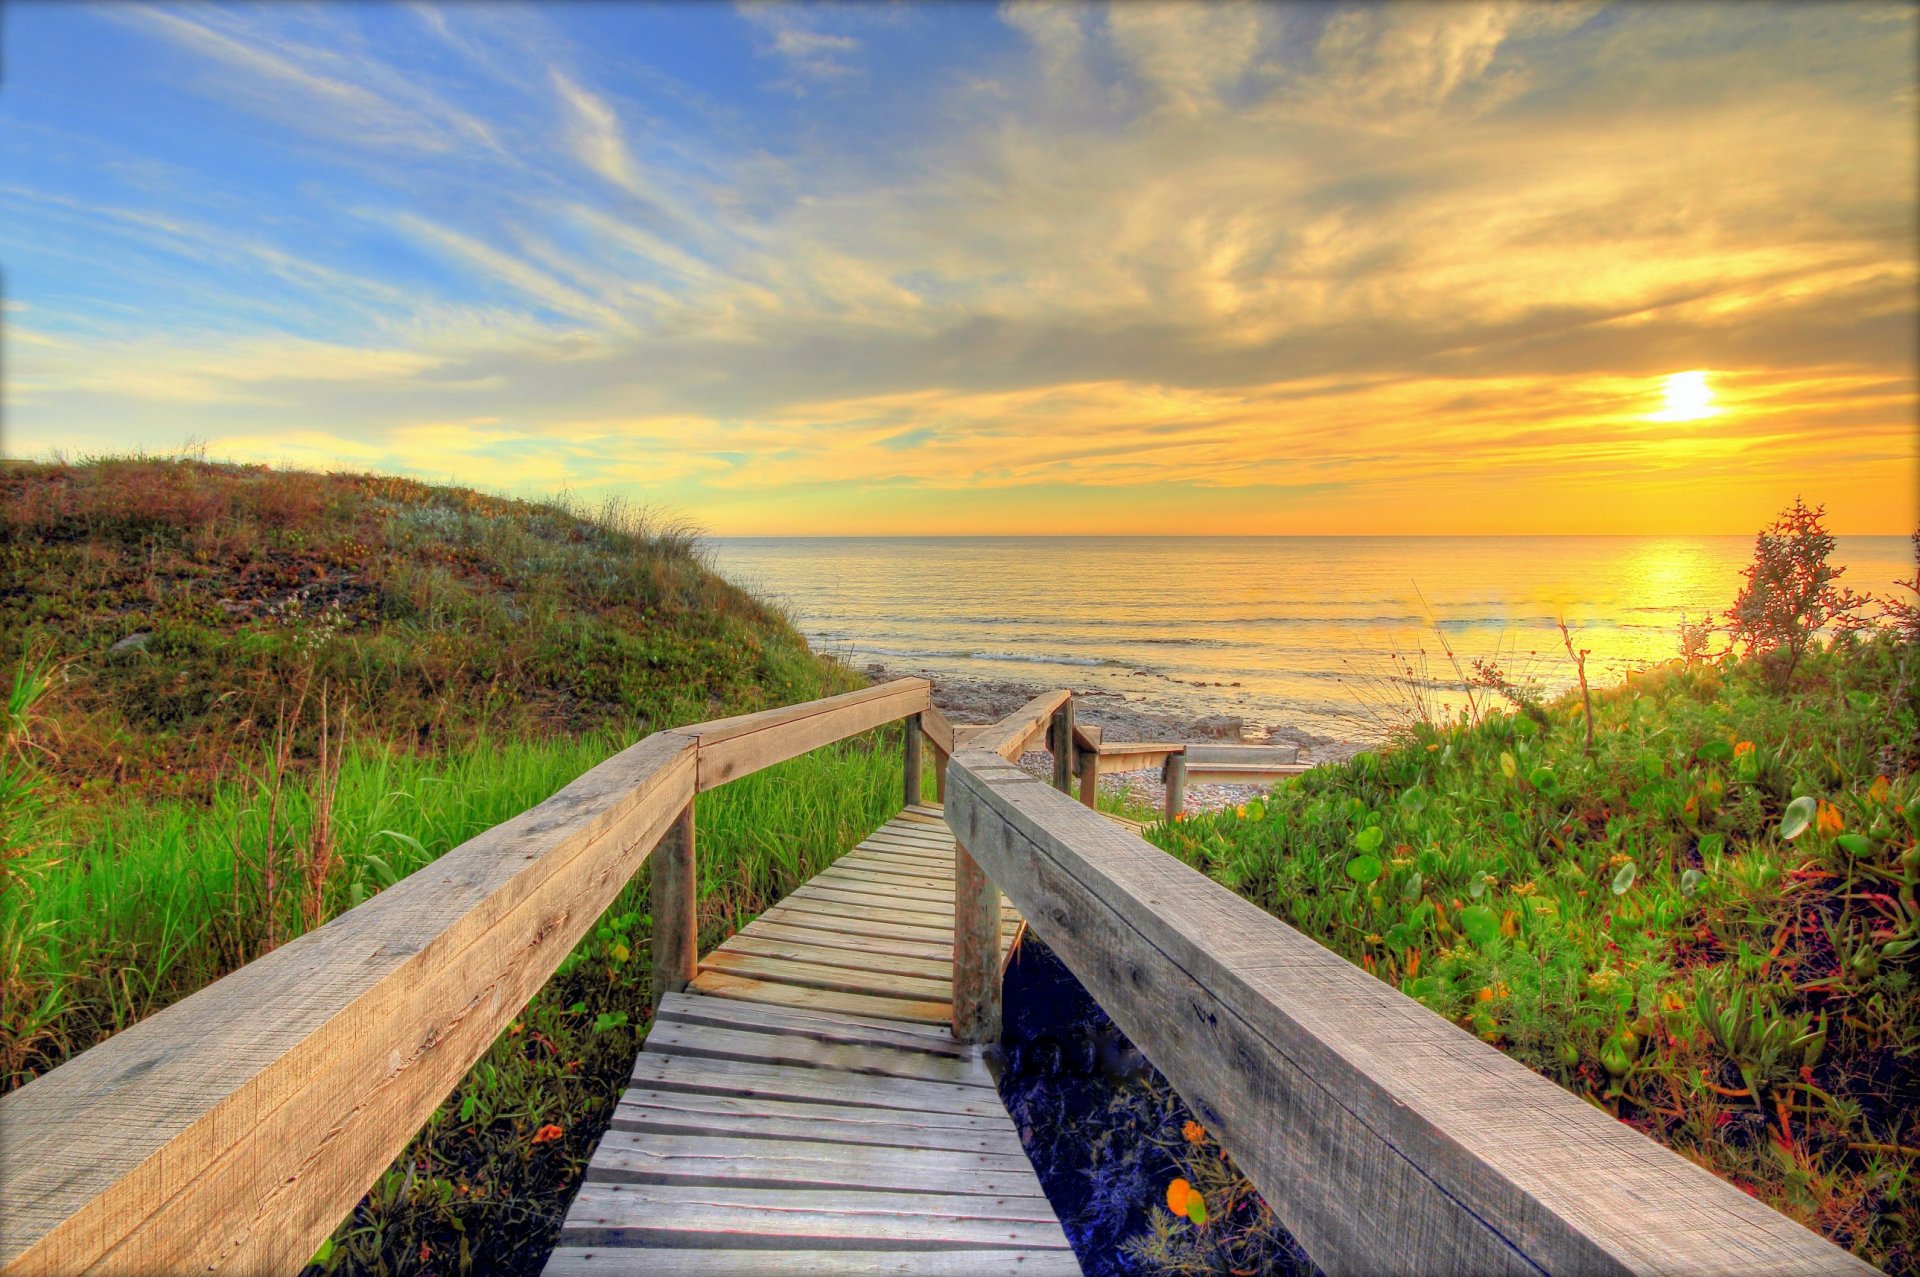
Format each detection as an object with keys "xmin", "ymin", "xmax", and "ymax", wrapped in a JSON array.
[{"xmin": 866, "ymin": 662, "xmax": 1361, "ymax": 815}]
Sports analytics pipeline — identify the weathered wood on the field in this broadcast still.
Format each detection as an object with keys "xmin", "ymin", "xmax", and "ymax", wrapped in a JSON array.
[
  {"xmin": 904, "ymin": 713, "xmax": 924, "ymax": 808},
  {"xmin": 610, "ymin": 1090, "xmax": 1026, "ymax": 1154},
  {"xmin": 944, "ymin": 749, "xmax": 1876, "ymax": 1277},
  {"xmin": 651, "ymin": 803, "xmax": 697, "ymax": 1000},
  {"xmin": 1071, "ymin": 722, "xmax": 1103, "ymax": 756},
  {"xmin": 949, "ymin": 839, "xmax": 1001, "ymax": 1045},
  {"xmin": 1049, "ymin": 699, "xmax": 1075, "ymax": 794},
  {"xmin": 625, "ymin": 1054, "xmax": 1009, "ymax": 1119},
  {"xmin": 689, "ymin": 971, "xmax": 952, "ymax": 1025},
  {"xmin": 544, "ymin": 1247, "xmax": 1082, "ymax": 1276},
  {"xmin": 968, "ymin": 689, "xmax": 1069, "ymax": 762},
  {"xmin": 641, "ymin": 1022, "xmax": 986, "ymax": 1087},
  {"xmin": 684, "ymin": 678, "xmax": 930, "ymax": 791},
  {"xmin": 740, "ymin": 919, "xmax": 954, "ymax": 964},
  {"xmin": 1161, "ymin": 751, "xmax": 1187, "ymax": 819},
  {"xmin": 559, "ymin": 1184, "xmax": 1071, "ymax": 1251},
  {"xmin": 0, "ymin": 731, "xmax": 697, "ymax": 1277},
  {"xmin": 919, "ymin": 704, "xmax": 956, "ymax": 755},
  {"xmin": 1078, "ymin": 755, "xmax": 1099, "ymax": 808},
  {"xmin": 698, "ymin": 952, "xmax": 953, "ymax": 1004},
  {"xmin": 1090, "ymin": 741, "xmax": 1182, "ymax": 773},
  {"xmin": 1183, "ymin": 743, "xmax": 1299, "ymax": 766},
  {"xmin": 933, "ymin": 744, "xmax": 950, "ymax": 804},
  {"xmin": 652, "ymin": 990, "xmax": 968, "ymax": 1056},
  {"xmin": 719, "ymin": 934, "xmax": 953, "ymax": 983},
  {"xmin": 582, "ymin": 1130, "xmax": 1041, "ymax": 1195},
  {"xmin": 1182, "ymin": 763, "xmax": 1313, "ymax": 785}
]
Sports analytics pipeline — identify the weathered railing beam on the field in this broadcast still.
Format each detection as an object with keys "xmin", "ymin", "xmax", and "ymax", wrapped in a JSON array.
[
  {"xmin": 1161, "ymin": 751, "xmax": 1187, "ymax": 820},
  {"xmin": 650, "ymin": 802, "xmax": 698, "ymax": 1000},
  {"xmin": 944, "ymin": 748, "xmax": 1875, "ymax": 1277},
  {"xmin": 950, "ymin": 837, "xmax": 1002, "ymax": 1044},
  {"xmin": 680, "ymin": 678, "xmax": 931, "ymax": 791},
  {"xmin": 1048, "ymin": 698, "xmax": 1075, "ymax": 794},
  {"xmin": 903, "ymin": 712, "xmax": 924, "ymax": 807}
]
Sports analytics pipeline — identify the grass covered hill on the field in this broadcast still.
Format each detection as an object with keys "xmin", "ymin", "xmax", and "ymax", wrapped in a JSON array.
[
  {"xmin": 0, "ymin": 456, "xmax": 848, "ymax": 803},
  {"xmin": 1, "ymin": 456, "xmax": 899, "ymax": 1274}
]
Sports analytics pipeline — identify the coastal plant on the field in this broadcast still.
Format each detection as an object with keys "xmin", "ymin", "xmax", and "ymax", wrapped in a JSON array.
[
  {"xmin": 1149, "ymin": 626, "xmax": 1920, "ymax": 1273},
  {"xmin": 1725, "ymin": 498, "xmax": 1873, "ymax": 690}
]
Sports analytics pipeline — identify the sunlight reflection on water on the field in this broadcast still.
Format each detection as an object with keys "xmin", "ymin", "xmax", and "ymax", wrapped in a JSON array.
[{"xmin": 706, "ymin": 536, "xmax": 1910, "ymax": 744}]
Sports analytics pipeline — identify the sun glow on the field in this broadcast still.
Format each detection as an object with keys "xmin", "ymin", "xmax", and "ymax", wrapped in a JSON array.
[{"xmin": 1653, "ymin": 370, "xmax": 1719, "ymax": 422}]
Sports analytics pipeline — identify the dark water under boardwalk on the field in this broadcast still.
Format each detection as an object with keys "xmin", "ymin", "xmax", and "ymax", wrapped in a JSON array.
[{"xmin": 997, "ymin": 936, "xmax": 1320, "ymax": 1277}]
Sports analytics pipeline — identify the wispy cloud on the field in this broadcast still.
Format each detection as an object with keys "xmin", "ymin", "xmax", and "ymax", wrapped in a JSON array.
[{"xmin": 3, "ymin": 2, "xmax": 1913, "ymax": 533}]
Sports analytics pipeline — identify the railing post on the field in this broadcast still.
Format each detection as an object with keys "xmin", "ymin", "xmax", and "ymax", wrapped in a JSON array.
[
  {"xmin": 1049, "ymin": 698, "xmax": 1075, "ymax": 794},
  {"xmin": 1163, "ymin": 752, "xmax": 1187, "ymax": 821},
  {"xmin": 933, "ymin": 744, "xmax": 951, "ymax": 804},
  {"xmin": 1078, "ymin": 752, "xmax": 1099, "ymax": 808},
  {"xmin": 904, "ymin": 712, "xmax": 924, "ymax": 807},
  {"xmin": 651, "ymin": 802, "xmax": 697, "ymax": 999},
  {"xmin": 951, "ymin": 836, "xmax": 1002, "ymax": 1044}
]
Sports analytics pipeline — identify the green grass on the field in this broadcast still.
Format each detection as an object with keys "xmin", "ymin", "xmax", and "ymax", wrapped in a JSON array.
[
  {"xmin": 1149, "ymin": 631, "xmax": 1919, "ymax": 1274},
  {"xmin": 4, "ymin": 713, "xmax": 917, "ymax": 1273}
]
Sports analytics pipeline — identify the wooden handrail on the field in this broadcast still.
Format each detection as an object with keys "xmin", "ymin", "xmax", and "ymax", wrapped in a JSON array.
[
  {"xmin": 965, "ymin": 689, "xmax": 1069, "ymax": 762},
  {"xmin": 945, "ymin": 736, "xmax": 1875, "ymax": 1277},
  {"xmin": 0, "ymin": 680, "xmax": 932, "ymax": 1276}
]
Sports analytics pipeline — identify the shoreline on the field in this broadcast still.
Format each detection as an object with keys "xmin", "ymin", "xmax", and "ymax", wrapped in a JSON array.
[{"xmin": 862, "ymin": 660, "xmax": 1362, "ymax": 815}]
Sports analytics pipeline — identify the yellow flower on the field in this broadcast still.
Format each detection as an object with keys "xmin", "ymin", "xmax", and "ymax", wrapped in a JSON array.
[{"xmin": 1816, "ymin": 801, "xmax": 1845, "ymax": 837}]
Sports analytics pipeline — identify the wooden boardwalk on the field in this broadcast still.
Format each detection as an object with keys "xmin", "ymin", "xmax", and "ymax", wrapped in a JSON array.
[{"xmin": 544, "ymin": 804, "xmax": 1081, "ymax": 1275}]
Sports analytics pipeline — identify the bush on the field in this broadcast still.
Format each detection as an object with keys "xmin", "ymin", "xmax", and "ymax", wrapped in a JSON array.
[{"xmin": 1725, "ymin": 498, "xmax": 1871, "ymax": 690}]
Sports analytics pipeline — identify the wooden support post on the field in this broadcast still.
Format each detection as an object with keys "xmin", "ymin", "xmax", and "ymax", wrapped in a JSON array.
[
  {"xmin": 1163, "ymin": 753, "xmax": 1187, "ymax": 821},
  {"xmin": 1078, "ymin": 754, "xmax": 1099, "ymax": 808},
  {"xmin": 951, "ymin": 839, "xmax": 1003, "ymax": 1044},
  {"xmin": 934, "ymin": 744, "xmax": 951, "ymax": 804},
  {"xmin": 651, "ymin": 802, "xmax": 697, "ymax": 1000},
  {"xmin": 1050, "ymin": 699, "xmax": 1075, "ymax": 795},
  {"xmin": 904, "ymin": 712, "xmax": 924, "ymax": 808}
]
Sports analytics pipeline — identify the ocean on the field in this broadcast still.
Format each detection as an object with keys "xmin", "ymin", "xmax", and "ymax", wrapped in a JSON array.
[{"xmin": 705, "ymin": 536, "xmax": 1913, "ymax": 745}]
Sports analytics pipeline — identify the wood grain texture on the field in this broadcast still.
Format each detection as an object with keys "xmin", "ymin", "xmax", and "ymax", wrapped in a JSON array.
[
  {"xmin": 686, "ymin": 679, "xmax": 930, "ymax": 791},
  {"xmin": 1049, "ymin": 701, "xmax": 1075, "ymax": 794},
  {"xmin": 651, "ymin": 803, "xmax": 697, "ymax": 999},
  {"xmin": 546, "ymin": 1246, "xmax": 1082, "ymax": 1275},
  {"xmin": 904, "ymin": 712, "xmax": 923, "ymax": 808},
  {"xmin": 0, "ymin": 731, "xmax": 698, "ymax": 1277},
  {"xmin": 945, "ymin": 749, "xmax": 1877, "ymax": 1277},
  {"xmin": 967, "ymin": 690, "xmax": 1069, "ymax": 762},
  {"xmin": 1161, "ymin": 752, "xmax": 1187, "ymax": 819},
  {"xmin": 949, "ymin": 840, "xmax": 1002, "ymax": 1045}
]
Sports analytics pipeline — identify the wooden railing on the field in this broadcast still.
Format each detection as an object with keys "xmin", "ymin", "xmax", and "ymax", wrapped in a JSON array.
[
  {"xmin": 945, "ymin": 692, "xmax": 1876, "ymax": 1277},
  {"xmin": 0, "ymin": 678, "xmax": 931, "ymax": 1277}
]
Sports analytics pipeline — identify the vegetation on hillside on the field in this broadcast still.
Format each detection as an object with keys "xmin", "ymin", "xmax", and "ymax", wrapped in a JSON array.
[
  {"xmin": 0, "ymin": 456, "xmax": 905, "ymax": 1274},
  {"xmin": 1147, "ymin": 513, "xmax": 1920, "ymax": 1274}
]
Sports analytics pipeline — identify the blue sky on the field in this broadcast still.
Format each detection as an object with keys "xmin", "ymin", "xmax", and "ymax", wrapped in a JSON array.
[{"xmin": 2, "ymin": 2, "xmax": 1915, "ymax": 533}]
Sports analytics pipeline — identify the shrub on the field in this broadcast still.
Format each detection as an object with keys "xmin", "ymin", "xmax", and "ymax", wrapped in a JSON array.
[{"xmin": 1724, "ymin": 498, "xmax": 1870, "ymax": 689}]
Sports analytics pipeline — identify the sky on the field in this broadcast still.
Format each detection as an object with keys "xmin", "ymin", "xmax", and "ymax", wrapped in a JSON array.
[{"xmin": 1, "ymin": 1, "xmax": 1914, "ymax": 535}]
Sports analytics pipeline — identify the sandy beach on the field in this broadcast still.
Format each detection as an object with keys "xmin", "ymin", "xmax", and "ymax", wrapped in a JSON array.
[{"xmin": 864, "ymin": 660, "xmax": 1360, "ymax": 815}]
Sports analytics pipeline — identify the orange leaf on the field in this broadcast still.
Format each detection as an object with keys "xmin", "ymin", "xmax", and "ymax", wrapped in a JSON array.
[
  {"xmin": 531, "ymin": 1123, "xmax": 564, "ymax": 1146},
  {"xmin": 1166, "ymin": 1177, "xmax": 1191, "ymax": 1216}
]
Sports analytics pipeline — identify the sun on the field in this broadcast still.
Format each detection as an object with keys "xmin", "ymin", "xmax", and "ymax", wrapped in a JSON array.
[{"xmin": 1653, "ymin": 370, "xmax": 1718, "ymax": 422}]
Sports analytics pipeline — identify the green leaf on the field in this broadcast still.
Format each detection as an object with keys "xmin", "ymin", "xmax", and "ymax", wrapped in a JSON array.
[
  {"xmin": 1400, "ymin": 871, "xmax": 1424, "ymax": 901},
  {"xmin": 374, "ymin": 828, "xmax": 426, "ymax": 858},
  {"xmin": 1780, "ymin": 795, "xmax": 1817, "ymax": 841},
  {"xmin": 592, "ymin": 1011, "xmax": 630, "ymax": 1034},
  {"xmin": 1611, "ymin": 861, "xmax": 1637, "ymax": 895},
  {"xmin": 1696, "ymin": 740, "xmax": 1733, "ymax": 762},
  {"xmin": 1528, "ymin": 767, "xmax": 1554, "ymax": 791},
  {"xmin": 363, "ymin": 854, "xmax": 399, "ymax": 889},
  {"xmin": 1354, "ymin": 826, "xmax": 1385, "ymax": 854},
  {"xmin": 310, "ymin": 1237, "xmax": 335, "ymax": 1268},
  {"xmin": 1834, "ymin": 834, "xmax": 1872, "ymax": 857},
  {"xmin": 1185, "ymin": 1194, "xmax": 1208, "ymax": 1226},
  {"xmin": 459, "ymin": 1094, "xmax": 478, "ymax": 1122},
  {"xmin": 1345, "ymin": 854, "xmax": 1383, "ymax": 884},
  {"xmin": 1398, "ymin": 786, "xmax": 1429, "ymax": 815},
  {"xmin": 1680, "ymin": 868, "xmax": 1706, "ymax": 897},
  {"xmin": 1499, "ymin": 752, "xmax": 1518, "ymax": 780},
  {"xmin": 1459, "ymin": 904, "xmax": 1500, "ymax": 947}
]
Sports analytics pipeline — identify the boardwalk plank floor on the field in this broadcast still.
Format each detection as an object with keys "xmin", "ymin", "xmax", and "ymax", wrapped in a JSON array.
[{"xmin": 546, "ymin": 804, "xmax": 1079, "ymax": 1275}]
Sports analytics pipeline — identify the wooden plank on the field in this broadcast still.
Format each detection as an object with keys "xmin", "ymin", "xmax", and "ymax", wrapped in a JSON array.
[
  {"xmin": 739, "ymin": 919, "xmax": 954, "ymax": 964},
  {"xmin": 0, "ymin": 731, "xmax": 697, "ymax": 1277},
  {"xmin": 945, "ymin": 751, "xmax": 1875, "ymax": 1277},
  {"xmin": 904, "ymin": 712, "xmax": 923, "ymax": 808},
  {"xmin": 643, "ymin": 1022, "xmax": 988, "ymax": 1088},
  {"xmin": 610, "ymin": 1090, "xmax": 1025, "ymax": 1154},
  {"xmin": 919, "ymin": 705, "xmax": 956, "ymax": 755},
  {"xmin": 559, "ymin": 1184, "xmax": 1073, "ymax": 1251},
  {"xmin": 651, "ymin": 804, "xmax": 697, "ymax": 999},
  {"xmin": 1071, "ymin": 722, "xmax": 1103, "ymax": 755},
  {"xmin": 688, "ymin": 679, "xmax": 930, "ymax": 792},
  {"xmin": 791, "ymin": 883, "xmax": 957, "ymax": 917},
  {"xmin": 822, "ymin": 863, "xmax": 955, "ymax": 891},
  {"xmin": 653, "ymin": 991, "xmax": 968, "ymax": 1055},
  {"xmin": 1078, "ymin": 755, "xmax": 1098, "ymax": 809},
  {"xmin": 545, "ymin": 1246, "xmax": 1083, "ymax": 1275},
  {"xmin": 688, "ymin": 971, "xmax": 952, "ymax": 1025},
  {"xmin": 625, "ymin": 1055, "xmax": 1008, "ymax": 1119},
  {"xmin": 716, "ymin": 933, "xmax": 954, "ymax": 983},
  {"xmin": 1183, "ymin": 763, "xmax": 1313, "ymax": 785},
  {"xmin": 1049, "ymin": 700, "xmax": 1074, "ymax": 794},
  {"xmin": 950, "ymin": 838, "xmax": 1001, "ymax": 1045},
  {"xmin": 751, "ymin": 908, "xmax": 958, "ymax": 950},
  {"xmin": 582, "ymin": 1132, "xmax": 1038, "ymax": 1195},
  {"xmin": 1091, "ymin": 742, "xmax": 1182, "ymax": 773},
  {"xmin": 697, "ymin": 952, "xmax": 954, "ymax": 1004},
  {"xmin": 765, "ymin": 898, "xmax": 963, "ymax": 937},
  {"xmin": 967, "ymin": 690, "xmax": 1069, "ymax": 762},
  {"xmin": 1184, "ymin": 743, "xmax": 1300, "ymax": 766}
]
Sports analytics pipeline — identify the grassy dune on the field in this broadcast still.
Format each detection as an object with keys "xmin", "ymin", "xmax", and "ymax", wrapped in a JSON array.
[{"xmin": 0, "ymin": 457, "xmax": 910, "ymax": 1273}]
